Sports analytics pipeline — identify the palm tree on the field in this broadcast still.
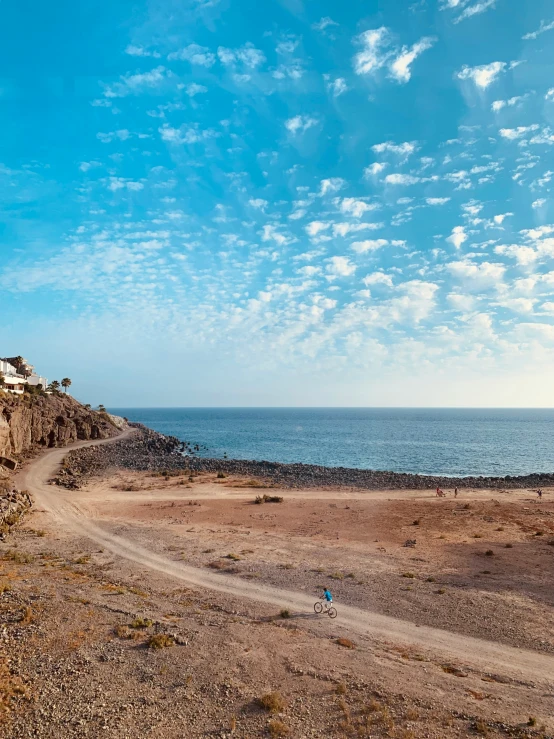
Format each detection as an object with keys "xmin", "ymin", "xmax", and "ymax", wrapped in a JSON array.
[
  {"xmin": 0, "ymin": 372, "xmax": 5, "ymax": 387},
  {"xmin": 48, "ymin": 380, "xmax": 61, "ymax": 393},
  {"xmin": 61, "ymin": 378, "xmax": 72, "ymax": 393}
]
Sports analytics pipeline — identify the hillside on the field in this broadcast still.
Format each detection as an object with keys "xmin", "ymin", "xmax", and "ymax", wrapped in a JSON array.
[{"xmin": 0, "ymin": 392, "xmax": 118, "ymax": 469}]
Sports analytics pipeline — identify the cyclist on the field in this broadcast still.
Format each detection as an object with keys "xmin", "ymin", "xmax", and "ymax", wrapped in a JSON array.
[{"xmin": 322, "ymin": 587, "xmax": 333, "ymax": 606}]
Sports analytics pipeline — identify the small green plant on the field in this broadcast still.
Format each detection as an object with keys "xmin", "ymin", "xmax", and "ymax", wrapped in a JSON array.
[
  {"xmin": 436, "ymin": 588, "xmax": 446, "ymax": 594},
  {"xmin": 130, "ymin": 617, "xmax": 153, "ymax": 629},
  {"xmin": 148, "ymin": 634, "xmax": 174, "ymax": 649},
  {"xmin": 256, "ymin": 692, "xmax": 286, "ymax": 713}
]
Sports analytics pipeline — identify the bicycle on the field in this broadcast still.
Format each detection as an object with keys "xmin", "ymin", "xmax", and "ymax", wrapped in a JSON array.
[{"xmin": 314, "ymin": 600, "xmax": 337, "ymax": 619}]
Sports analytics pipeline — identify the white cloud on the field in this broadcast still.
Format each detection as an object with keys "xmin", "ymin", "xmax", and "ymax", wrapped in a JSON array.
[
  {"xmin": 494, "ymin": 244, "xmax": 537, "ymax": 266},
  {"xmin": 319, "ymin": 177, "xmax": 345, "ymax": 196},
  {"xmin": 447, "ymin": 226, "xmax": 467, "ymax": 249},
  {"xmin": 305, "ymin": 221, "xmax": 330, "ymax": 238},
  {"xmin": 455, "ymin": 0, "xmax": 496, "ymax": 23},
  {"xmin": 168, "ymin": 44, "xmax": 216, "ymax": 66},
  {"xmin": 457, "ymin": 61, "xmax": 506, "ymax": 89},
  {"xmin": 126, "ymin": 45, "xmax": 161, "ymax": 58},
  {"xmin": 493, "ymin": 213, "xmax": 512, "ymax": 225},
  {"xmin": 426, "ymin": 197, "xmax": 450, "ymax": 205},
  {"xmin": 79, "ymin": 161, "xmax": 102, "ymax": 173},
  {"xmin": 261, "ymin": 225, "xmax": 289, "ymax": 246},
  {"xmin": 353, "ymin": 27, "xmax": 390, "ymax": 76},
  {"xmin": 312, "ymin": 17, "xmax": 338, "ymax": 32},
  {"xmin": 447, "ymin": 259, "xmax": 505, "ymax": 289},
  {"xmin": 326, "ymin": 256, "xmax": 356, "ymax": 277},
  {"xmin": 363, "ymin": 272, "xmax": 393, "ymax": 287},
  {"xmin": 389, "ymin": 37, "xmax": 435, "ymax": 83},
  {"xmin": 285, "ymin": 115, "xmax": 318, "ymax": 135},
  {"xmin": 339, "ymin": 198, "xmax": 378, "ymax": 218},
  {"xmin": 333, "ymin": 222, "xmax": 383, "ymax": 237},
  {"xmin": 351, "ymin": 239, "xmax": 389, "ymax": 254},
  {"xmin": 372, "ymin": 140, "xmax": 418, "ymax": 158},
  {"xmin": 218, "ymin": 43, "xmax": 266, "ymax": 68},
  {"xmin": 327, "ymin": 78, "xmax": 348, "ymax": 97},
  {"xmin": 522, "ymin": 19, "xmax": 554, "ymax": 41},
  {"xmin": 499, "ymin": 125, "xmax": 539, "ymax": 140},
  {"xmin": 532, "ymin": 198, "xmax": 546, "ymax": 209},
  {"xmin": 185, "ymin": 83, "xmax": 208, "ymax": 97},
  {"xmin": 547, "ymin": 89, "xmax": 554, "ymax": 100},
  {"xmin": 491, "ymin": 95, "xmax": 526, "ymax": 112},
  {"xmin": 447, "ymin": 292, "xmax": 475, "ymax": 312},
  {"xmin": 385, "ymin": 173, "xmax": 420, "ymax": 185},
  {"xmin": 364, "ymin": 162, "xmax": 388, "ymax": 177},
  {"xmin": 103, "ymin": 66, "xmax": 170, "ymax": 98},
  {"xmin": 276, "ymin": 39, "xmax": 299, "ymax": 55},
  {"xmin": 159, "ymin": 124, "xmax": 218, "ymax": 145},
  {"xmin": 497, "ymin": 297, "xmax": 537, "ymax": 314},
  {"xmin": 248, "ymin": 198, "xmax": 268, "ymax": 209}
]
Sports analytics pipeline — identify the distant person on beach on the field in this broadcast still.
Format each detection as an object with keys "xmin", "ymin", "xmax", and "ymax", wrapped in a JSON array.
[
  {"xmin": 454, "ymin": 487, "xmax": 458, "ymax": 498},
  {"xmin": 537, "ymin": 489, "xmax": 542, "ymax": 500}
]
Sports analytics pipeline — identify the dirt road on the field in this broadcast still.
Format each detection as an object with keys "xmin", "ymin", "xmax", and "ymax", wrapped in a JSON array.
[{"xmin": 18, "ymin": 434, "xmax": 554, "ymax": 687}]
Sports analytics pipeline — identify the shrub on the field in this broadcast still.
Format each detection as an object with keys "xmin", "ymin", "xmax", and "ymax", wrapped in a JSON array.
[
  {"xmin": 505, "ymin": 543, "xmax": 513, "ymax": 548},
  {"xmin": 485, "ymin": 550, "xmax": 494, "ymax": 557},
  {"xmin": 336, "ymin": 638, "xmax": 355, "ymax": 649},
  {"xmin": 216, "ymin": 472, "xmax": 226, "ymax": 479},
  {"xmin": 435, "ymin": 588, "xmax": 446, "ymax": 594},
  {"xmin": 412, "ymin": 519, "xmax": 420, "ymax": 526},
  {"xmin": 336, "ymin": 682, "xmax": 347, "ymax": 695},
  {"xmin": 257, "ymin": 692, "xmax": 286, "ymax": 713},
  {"xmin": 279, "ymin": 609, "xmax": 291, "ymax": 619},
  {"xmin": 329, "ymin": 572, "xmax": 344, "ymax": 580},
  {"xmin": 226, "ymin": 553, "xmax": 241, "ymax": 561},
  {"xmin": 402, "ymin": 572, "xmax": 415, "ymax": 579},
  {"xmin": 130, "ymin": 617, "xmax": 153, "ymax": 629},
  {"xmin": 147, "ymin": 634, "xmax": 174, "ymax": 649},
  {"xmin": 268, "ymin": 719, "xmax": 290, "ymax": 737}
]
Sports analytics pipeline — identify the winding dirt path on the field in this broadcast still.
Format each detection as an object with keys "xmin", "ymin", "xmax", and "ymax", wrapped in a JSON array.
[{"xmin": 18, "ymin": 433, "xmax": 554, "ymax": 686}]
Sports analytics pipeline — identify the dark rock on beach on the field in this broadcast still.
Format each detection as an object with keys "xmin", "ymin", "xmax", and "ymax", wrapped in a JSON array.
[{"xmin": 53, "ymin": 424, "xmax": 554, "ymax": 491}]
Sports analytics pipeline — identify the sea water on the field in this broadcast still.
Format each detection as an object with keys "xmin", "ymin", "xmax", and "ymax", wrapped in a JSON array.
[{"xmin": 109, "ymin": 407, "xmax": 554, "ymax": 478}]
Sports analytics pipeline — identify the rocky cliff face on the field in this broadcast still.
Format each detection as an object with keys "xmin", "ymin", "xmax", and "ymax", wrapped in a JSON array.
[{"xmin": 0, "ymin": 392, "xmax": 119, "ymax": 466}]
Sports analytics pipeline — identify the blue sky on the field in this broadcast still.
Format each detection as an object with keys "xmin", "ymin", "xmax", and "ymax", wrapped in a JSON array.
[{"xmin": 1, "ymin": 0, "xmax": 554, "ymax": 406}]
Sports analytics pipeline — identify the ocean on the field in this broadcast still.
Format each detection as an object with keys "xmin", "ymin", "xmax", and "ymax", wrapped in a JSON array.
[{"xmin": 109, "ymin": 408, "xmax": 554, "ymax": 478}]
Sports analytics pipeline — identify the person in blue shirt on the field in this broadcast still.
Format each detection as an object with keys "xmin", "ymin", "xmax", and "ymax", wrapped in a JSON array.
[{"xmin": 322, "ymin": 588, "xmax": 333, "ymax": 604}]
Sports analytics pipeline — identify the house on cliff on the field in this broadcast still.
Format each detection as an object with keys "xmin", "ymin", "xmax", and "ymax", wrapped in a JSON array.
[{"xmin": 0, "ymin": 358, "xmax": 48, "ymax": 395}]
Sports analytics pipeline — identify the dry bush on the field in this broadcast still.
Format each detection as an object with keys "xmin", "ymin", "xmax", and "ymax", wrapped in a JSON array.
[
  {"xmin": 329, "ymin": 572, "xmax": 344, "ymax": 580},
  {"xmin": 279, "ymin": 609, "xmax": 291, "ymax": 619},
  {"xmin": 2, "ymin": 550, "xmax": 34, "ymax": 564},
  {"xmin": 485, "ymin": 550, "xmax": 494, "ymax": 557},
  {"xmin": 226, "ymin": 553, "xmax": 241, "ymax": 561},
  {"xmin": 256, "ymin": 692, "xmax": 286, "ymax": 713},
  {"xmin": 147, "ymin": 634, "xmax": 174, "ymax": 649},
  {"xmin": 268, "ymin": 719, "xmax": 290, "ymax": 737},
  {"xmin": 130, "ymin": 617, "xmax": 153, "ymax": 629},
  {"xmin": 0, "ymin": 662, "xmax": 28, "ymax": 721},
  {"xmin": 18, "ymin": 606, "xmax": 33, "ymax": 625},
  {"xmin": 402, "ymin": 572, "xmax": 415, "ymax": 579},
  {"xmin": 336, "ymin": 638, "xmax": 355, "ymax": 649},
  {"xmin": 335, "ymin": 682, "xmax": 347, "ymax": 695},
  {"xmin": 208, "ymin": 560, "xmax": 227, "ymax": 570}
]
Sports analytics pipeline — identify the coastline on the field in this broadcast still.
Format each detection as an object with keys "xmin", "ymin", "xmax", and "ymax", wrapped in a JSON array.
[{"xmin": 54, "ymin": 424, "xmax": 554, "ymax": 490}]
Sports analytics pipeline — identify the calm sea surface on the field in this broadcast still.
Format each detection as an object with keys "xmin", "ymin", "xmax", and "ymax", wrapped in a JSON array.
[{"xmin": 109, "ymin": 408, "xmax": 554, "ymax": 478}]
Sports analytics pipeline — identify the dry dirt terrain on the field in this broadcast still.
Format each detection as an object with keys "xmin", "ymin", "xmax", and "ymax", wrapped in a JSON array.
[{"xmin": 1, "ymin": 434, "xmax": 553, "ymax": 738}]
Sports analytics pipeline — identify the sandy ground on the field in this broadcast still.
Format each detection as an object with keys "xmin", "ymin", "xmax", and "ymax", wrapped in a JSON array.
[{"xmin": 1, "ymin": 435, "xmax": 553, "ymax": 737}]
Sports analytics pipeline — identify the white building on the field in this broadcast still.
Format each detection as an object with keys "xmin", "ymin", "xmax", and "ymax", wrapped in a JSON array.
[{"xmin": 0, "ymin": 358, "xmax": 48, "ymax": 394}]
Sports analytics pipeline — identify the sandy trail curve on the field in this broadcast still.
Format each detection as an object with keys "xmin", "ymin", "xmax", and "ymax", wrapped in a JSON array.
[{"xmin": 18, "ymin": 433, "xmax": 554, "ymax": 686}]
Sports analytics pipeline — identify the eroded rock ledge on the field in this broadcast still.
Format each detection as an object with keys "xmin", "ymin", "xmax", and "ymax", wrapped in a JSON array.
[{"xmin": 54, "ymin": 424, "xmax": 553, "ymax": 491}]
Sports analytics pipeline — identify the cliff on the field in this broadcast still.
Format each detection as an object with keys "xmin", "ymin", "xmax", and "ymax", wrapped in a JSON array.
[{"xmin": 0, "ymin": 392, "xmax": 119, "ymax": 467}]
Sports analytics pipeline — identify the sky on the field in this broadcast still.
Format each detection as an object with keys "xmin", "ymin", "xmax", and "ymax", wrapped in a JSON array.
[{"xmin": 1, "ymin": 0, "xmax": 554, "ymax": 407}]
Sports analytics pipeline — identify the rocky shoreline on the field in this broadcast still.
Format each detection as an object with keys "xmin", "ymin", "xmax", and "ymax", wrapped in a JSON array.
[{"xmin": 53, "ymin": 424, "xmax": 554, "ymax": 491}]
